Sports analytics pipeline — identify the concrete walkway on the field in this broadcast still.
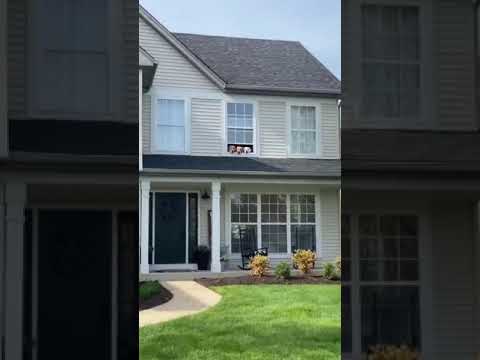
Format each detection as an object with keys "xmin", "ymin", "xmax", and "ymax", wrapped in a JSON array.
[{"xmin": 139, "ymin": 281, "xmax": 222, "ymax": 327}]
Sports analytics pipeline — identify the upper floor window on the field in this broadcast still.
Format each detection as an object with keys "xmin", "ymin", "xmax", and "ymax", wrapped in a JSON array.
[
  {"xmin": 154, "ymin": 99, "xmax": 186, "ymax": 153},
  {"xmin": 361, "ymin": 5, "xmax": 420, "ymax": 119},
  {"xmin": 290, "ymin": 105, "xmax": 317, "ymax": 155},
  {"xmin": 29, "ymin": 0, "xmax": 113, "ymax": 118},
  {"xmin": 227, "ymin": 103, "xmax": 255, "ymax": 155}
]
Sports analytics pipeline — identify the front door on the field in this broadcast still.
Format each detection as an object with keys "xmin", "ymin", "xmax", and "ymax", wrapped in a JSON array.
[
  {"xmin": 37, "ymin": 210, "xmax": 112, "ymax": 360},
  {"xmin": 154, "ymin": 193, "xmax": 187, "ymax": 264}
]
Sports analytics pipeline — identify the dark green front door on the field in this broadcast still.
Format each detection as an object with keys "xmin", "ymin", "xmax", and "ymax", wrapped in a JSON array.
[{"xmin": 154, "ymin": 193, "xmax": 187, "ymax": 264}]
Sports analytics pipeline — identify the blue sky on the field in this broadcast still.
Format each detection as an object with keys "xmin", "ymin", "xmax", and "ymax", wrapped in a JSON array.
[{"xmin": 140, "ymin": 0, "xmax": 341, "ymax": 79}]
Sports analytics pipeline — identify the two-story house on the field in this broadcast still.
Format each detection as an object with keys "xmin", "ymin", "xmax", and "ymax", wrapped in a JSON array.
[
  {"xmin": 0, "ymin": 1, "xmax": 138, "ymax": 359},
  {"xmin": 342, "ymin": 1, "xmax": 480, "ymax": 359},
  {"xmin": 138, "ymin": 6, "xmax": 341, "ymax": 274}
]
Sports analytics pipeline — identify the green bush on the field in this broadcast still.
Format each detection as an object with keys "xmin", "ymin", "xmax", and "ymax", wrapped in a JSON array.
[
  {"xmin": 323, "ymin": 262, "xmax": 336, "ymax": 280},
  {"xmin": 139, "ymin": 281, "xmax": 162, "ymax": 301},
  {"xmin": 274, "ymin": 262, "xmax": 291, "ymax": 279}
]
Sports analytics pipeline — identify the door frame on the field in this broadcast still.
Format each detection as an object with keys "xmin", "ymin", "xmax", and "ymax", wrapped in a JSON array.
[
  {"xmin": 150, "ymin": 190, "xmax": 200, "ymax": 270},
  {"xmin": 27, "ymin": 203, "xmax": 135, "ymax": 360}
]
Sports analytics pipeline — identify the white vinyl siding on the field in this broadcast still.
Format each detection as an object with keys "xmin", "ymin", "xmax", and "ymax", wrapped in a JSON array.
[
  {"xmin": 320, "ymin": 190, "xmax": 340, "ymax": 263},
  {"xmin": 191, "ymin": 98, "xmax": 223, "ymax": 156},
  {"xmin": 258, "ymin": 101, "xmax": 287, "ymax": 158},
  {"xmin": 321, "ymin": 100, "xmax": 340, "ymax": 159},
  {"xmin": 142, "ymin": 94, "xmax": 151, "ymax": 153},
  {"xmin": 437, "ymin": 0, "xmax": 475, "ymax": 130},
  {"xmin": 139, "ymin": 17, "xmax": 218, "ymax": 90},
  {"xmin": 430, "ymin": 201, "xmax": 475, "ymax": 359}
]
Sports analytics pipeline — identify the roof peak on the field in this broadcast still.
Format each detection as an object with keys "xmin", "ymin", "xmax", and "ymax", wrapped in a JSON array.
[{"xmin": 173, "ymin": 32, "xmax": 302, "ymax": 44}]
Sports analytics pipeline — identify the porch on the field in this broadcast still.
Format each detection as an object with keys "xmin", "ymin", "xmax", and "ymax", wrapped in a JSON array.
[{"xmin": 139, "ymin": 175, "xmax": 340, "ymax": 274}]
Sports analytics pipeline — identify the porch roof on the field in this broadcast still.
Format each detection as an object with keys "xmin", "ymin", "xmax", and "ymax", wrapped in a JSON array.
[
  {"xmin": 142, "ymin": 155, "xmax": 340, "ymax": 178},
  {"xmin": 342, "ymin": 129, "xmax": 480, "ymax": 173}
]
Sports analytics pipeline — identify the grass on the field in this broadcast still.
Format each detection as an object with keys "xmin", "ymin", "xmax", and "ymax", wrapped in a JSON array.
[
  {"xmin": 140, "ymin": 284, "xmax": 340, "ymax": 360},
  {"xmin": 139, "ymin": 281, "xmax": 163, "ymax": 302}
]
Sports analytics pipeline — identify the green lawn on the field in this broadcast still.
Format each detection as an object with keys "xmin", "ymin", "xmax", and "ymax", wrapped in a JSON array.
[{"xmin": 140, "ymin": 284, "xmax": 340, "ymax": 360}]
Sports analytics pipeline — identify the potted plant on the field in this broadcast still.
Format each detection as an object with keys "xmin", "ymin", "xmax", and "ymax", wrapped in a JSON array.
[{"xmin": 194, "ymin": 245, "xmax": 211, "ymax": 270}]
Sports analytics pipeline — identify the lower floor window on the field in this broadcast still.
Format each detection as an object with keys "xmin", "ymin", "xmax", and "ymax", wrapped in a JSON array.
[
  {"xmin": 230, "ymin": 193, "xmax": 317, "ymax": 254},
  {"xmin": 342, "ymin": 213, "xmax": 421, "ymax": 356}
]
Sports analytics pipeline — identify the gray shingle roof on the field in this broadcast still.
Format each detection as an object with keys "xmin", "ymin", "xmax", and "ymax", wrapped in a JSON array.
[
  {"xmin": 143, "ymin": 155, "xmax": 340, "ymax": 178},
  {"xmin": 173, "ymin": 33, "xmax": 340, "ymax": 95}
]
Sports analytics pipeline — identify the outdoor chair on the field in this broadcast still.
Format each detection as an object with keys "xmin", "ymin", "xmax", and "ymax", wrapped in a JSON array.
[{"xmin": 237, "ymin": 227, "xmax": 268, "ymax": 270}]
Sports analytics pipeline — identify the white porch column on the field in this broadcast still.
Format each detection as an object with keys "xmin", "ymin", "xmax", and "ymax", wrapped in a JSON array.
[
  {"xmin": 139, "ymin": 68, "xmax": 143, "ymax": 172},
  {"xmin": 4, "ymin": 183, "xmax": 26, "ymax": 360},
  {"xmin": 140, "ymin": 179, "xmax": 150, "ymax": 274},
  {"xmin": 211, "ymin": 181, "xmax": 222, "ymax": 273}
]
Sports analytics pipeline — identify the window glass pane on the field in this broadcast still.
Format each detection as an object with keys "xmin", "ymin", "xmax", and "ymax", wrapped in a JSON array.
[
  {"xmin": 261, "ymin": 225, "xmax": 287, "ymax": 253},
  {"xmin": 291, "ymin": 225, "xmax": 315, "ymax": 251},
  {"xmin": 156, "ymin": 125, "xmax": 185, "ymax": 152},
  {"xmin": 361, "ymin": 286, "xmax": 421, "ymax": 352},
  {"xmin": 157, "ymin": 99, "xmax": 184, "ymax": 126},
  {"xmin": 227, "ymin": 103, "xmax": 255, "ymax": 152},
  {"xmin": 361, "ymin": 5, "xmax": 420, "ymax": 119},
  {"xmin": 155, "ymin": 99, "xmax": 185, "ymax": 152},
  {"xmin": 231, "ymin": 224, "xmax": 257, "ymax": 253}
]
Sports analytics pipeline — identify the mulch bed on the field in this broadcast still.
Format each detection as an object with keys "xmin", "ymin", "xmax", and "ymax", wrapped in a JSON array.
[
  {"xmin": 139, "ymin": 282, "xmax": 173, "ymax": 311},
  {"xmin": 195, "ymin": 274, "xmax": 338, "ymax": 287}
]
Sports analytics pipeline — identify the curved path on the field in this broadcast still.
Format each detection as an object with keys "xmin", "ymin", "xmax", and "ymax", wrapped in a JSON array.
[{"xmin": 139, "ymin": 280, "xmax": 222, "ymax": 327}]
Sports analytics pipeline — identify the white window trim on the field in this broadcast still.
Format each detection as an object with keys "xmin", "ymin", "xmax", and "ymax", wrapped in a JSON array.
[
  {"xmin": 287, "ymin": 102, "xmax": 322, "ymax": 158},
  {"xmin": 150, "ymin": 96, "xmax": 191, "ymax": 155},
  {"xmin": 26, "ymin": 0, "xmax": 121, "ymax": 120},
  {"xmin": 226, "ymin": 191, "xmax": 320, "ymax": 257},
  {"xmin": 223, "ymin": 100, "xmax": 258, "ymax": 157}
]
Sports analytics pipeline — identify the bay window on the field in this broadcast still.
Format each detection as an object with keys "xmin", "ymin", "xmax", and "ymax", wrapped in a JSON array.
[
  {"xmin": 229, "ymin": 193, "xmax": 317, "ymax": 254},
  {"xmin": 290, "ymin": 106, "xmax": 317, "ymax": 155},
  {"xmin": 227, "ymin": 103, "xmax": 255, "ymax": 154},
  {"xmin": 154, "ymin": 99, "xmax": 186, "ymax": 153}
]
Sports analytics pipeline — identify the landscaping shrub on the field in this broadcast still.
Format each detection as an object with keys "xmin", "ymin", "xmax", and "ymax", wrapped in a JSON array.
[
  {"xmin": 274, "ymin": 262, "xmax": 291, "ymax": 279},
  {"xmin": 323, "ymin": 262, "xmax": 336, "ymax": 280},
  {"xmin": 368, "ymin": 345, "xmax": 420, "ymax": 360},
  {"xmin": 292, "ymin": 249, "xmax": 316, "ymax": 274},
  {"xmin": 139, "ymin": 281, "xmax": 162, "ymax": 302},
  {"xmin": 249, "ymin": 255, "xmax": 270, "ymax": 277},
  {"xmin": 335, "ymin": 256, "xmax": 341, "ymax": 277}
]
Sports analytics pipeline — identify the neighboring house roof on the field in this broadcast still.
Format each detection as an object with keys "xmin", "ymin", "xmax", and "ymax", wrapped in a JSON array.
[
  {"xmin": 139, "ymin": 46, "xmax": 157, "ymax": 91},
  {"xmin": 139, "ymin": 5, "xmax": 340, "ymax": 97},
  {"xmin": 173, "ymin": 33, "xmax": 340, "ymax": 96},
  {"xmin": 342, "ymin": 130, "xmax": 480, "ymax": 173},
  {"xmin": 143, "ymin": 155, "xmax": 340, "ymax": 178}
]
